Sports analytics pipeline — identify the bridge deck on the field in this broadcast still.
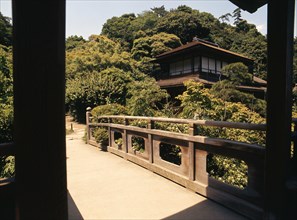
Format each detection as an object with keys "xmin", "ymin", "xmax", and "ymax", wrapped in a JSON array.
[{"xmin": 66, "ymin": 123, "xmax": 246, "ymax": 220}]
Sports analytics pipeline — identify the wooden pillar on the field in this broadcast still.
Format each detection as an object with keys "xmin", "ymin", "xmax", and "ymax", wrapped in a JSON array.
[
  {"xmin": 12, "ymin": 1, "xmax": 67, "ymax": 219},
  {"xmin": 265, "ymin": 0, "xmax": 295, "ymax": 218}
]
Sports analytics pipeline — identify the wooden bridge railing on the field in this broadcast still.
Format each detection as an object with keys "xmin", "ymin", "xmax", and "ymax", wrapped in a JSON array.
[
  {"xmin": 86, "ymin": 110, "xmax": 267, "ymax": 219},
  {"xmin": 86, "ymin": 109, "xmax": 297, "ymax": 219}
]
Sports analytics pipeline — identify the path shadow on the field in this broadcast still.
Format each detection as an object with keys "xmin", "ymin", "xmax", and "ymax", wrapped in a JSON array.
[{"xmin": 68, "ymin": 191, "xmax": 84, "ymax": 220}]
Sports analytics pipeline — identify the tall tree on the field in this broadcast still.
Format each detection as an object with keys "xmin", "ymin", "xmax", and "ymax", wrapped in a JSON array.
[
  {"xmin": 232, "ymin": 8, "xmax": 243, "ymax": 26},
  {"xmin": 155, "ymin": 10, "xmax": 210, "ymax": 43},
  {"xmin": 151, "ymin": 5, "xmax": 167, "ymax": 17}
]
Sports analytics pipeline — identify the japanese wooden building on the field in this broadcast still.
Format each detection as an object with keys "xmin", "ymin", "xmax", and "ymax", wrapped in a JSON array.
[{"xmin": 154, "ymin": 39, "xmax": 267, "ymax": 99}]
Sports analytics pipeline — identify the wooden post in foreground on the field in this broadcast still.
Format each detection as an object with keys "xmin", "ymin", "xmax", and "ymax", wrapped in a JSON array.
[
  {"xmin": 265, "ymin": 0, "xmax": 295, "ymax": 218},
  {"xmin": 13, "ymin": 1, "xmax": 68, "ymax": 219}
]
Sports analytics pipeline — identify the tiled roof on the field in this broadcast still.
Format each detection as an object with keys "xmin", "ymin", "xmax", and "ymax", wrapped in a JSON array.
[{"xmin": 156, "ymin": 41, "xmax": 253, "ymax": 61}]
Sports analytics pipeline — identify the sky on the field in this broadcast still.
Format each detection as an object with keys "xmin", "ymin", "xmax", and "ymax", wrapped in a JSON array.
[{"xmin": 0, "ymin": 0, "xmax": 296, "ymax": 39}]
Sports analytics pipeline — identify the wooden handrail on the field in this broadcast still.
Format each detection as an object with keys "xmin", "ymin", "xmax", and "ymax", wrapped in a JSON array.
[
  {"xmin": 0, "ymin": 143, "xmax": 15, "ymax": 156},
  {"xmin": 90, "ymin": 122, "xmax": 265, "ymax": 156},
  {"xmin": 97, "ymin": 115, "xmax": 266, "ymax": 131}
]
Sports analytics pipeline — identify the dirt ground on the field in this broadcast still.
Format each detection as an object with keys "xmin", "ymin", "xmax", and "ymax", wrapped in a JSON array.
[{"xmin": 65, "ymin": 115, "xmax": 85, "ymax": 132}]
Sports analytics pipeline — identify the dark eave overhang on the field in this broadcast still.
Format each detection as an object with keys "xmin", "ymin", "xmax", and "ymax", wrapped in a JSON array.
[
  {"xmin": 229, "ymin": 0, "xmax": 267, "ymax": 13},
  {"xmin": 153, "ymin": 42, "xmax": 253, "ymax": 64}
]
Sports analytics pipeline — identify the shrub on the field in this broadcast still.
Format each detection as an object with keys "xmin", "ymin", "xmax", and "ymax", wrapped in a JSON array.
[
  {"xmin": 93, "ymin": 127, "xmax": 109, "ymax": 145},
  {"xmin": 91, "ymin": 103, "xmax": 127, "ymax": 118}
]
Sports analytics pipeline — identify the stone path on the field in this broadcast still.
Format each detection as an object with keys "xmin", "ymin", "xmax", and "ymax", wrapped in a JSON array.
[{"xmin": 66, "ymin": 118, "xmax": 246, "ymax": 220}]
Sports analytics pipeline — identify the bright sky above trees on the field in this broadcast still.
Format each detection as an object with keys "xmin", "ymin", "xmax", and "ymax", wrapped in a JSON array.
[{"xmin": 0, "ymin": 0, "xmax": 296, "ymax": 39}]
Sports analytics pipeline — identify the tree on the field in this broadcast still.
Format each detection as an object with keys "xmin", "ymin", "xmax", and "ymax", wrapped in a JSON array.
[
  {"xmin": 0, "ymin": 45, "xmax": 14, "ymax": 178},
  {"xmin": 0, "ymin": 12, "xmax": 12, "ymax": 47},
  {"xmin": 176, "ymin": 80, "xmax": 265, "ymax": 188},
  {"xmin": 219, "ymin": 13, "xmax": 232, "ymax": 23},
  {"xmin": 101, "ymin": 13, "xmax": 136, "ymax": 49},
  {"xmin": 151, "ymin": 5, "xmax": 167, "ymax": 17},
  {"xmin": 131, "ymin": 32, "xmax": 181, "ymax": 75},
  {"xmin": 232, "ymin": 8, "xmax": 243, "ymax": 26},
  {"xmin": 221, "ymin": 62, "xmax": 253, "ymax": 85},
  {"xmin": 66, "ymin": 67, "xmax": 132, "ymax": 122},
  {"xmin": 66, "ymin": 35, "xmax": 86, "ymax": 51},
  {"xmin": 211, "ymin": 80, "xmax": 266, "ymax": 117},
  {"xmin": 131, "ymin": 32, "xmax": 181, "ymax": 59},
  {"xmin": 155, "ymin": 10, "xmax": 210, "ymax": 43},
  {"xmin": 126, "ymin": 78, "xmax": 168, "ymax": 116},
  {"xmin": 0, "ymin": 45, "xmax": 13, "ymax": 142}
]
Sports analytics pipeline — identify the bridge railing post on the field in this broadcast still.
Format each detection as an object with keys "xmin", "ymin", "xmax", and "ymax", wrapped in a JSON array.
[
  {"xmin": 148, "ymin": 119, "xmax": 155, "ymax": 163},
  {"xmin": 107, "ymin": 117, "xmax": 112, "ymax": 149},
  {"xmin": 123, "ymin": 118, "xmax": 129, "ymax": 158},
  {"xmin": 188, "ymin": 123, "xmax": 198, "ymax": 181},
  {"xmin": 86, "ymin": 107, "xmax": 92, "ymax": 144}
]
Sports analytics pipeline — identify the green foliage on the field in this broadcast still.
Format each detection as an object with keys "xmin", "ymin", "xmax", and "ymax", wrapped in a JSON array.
[
  {"xmin": 0, "ymin": 44, "xmax": 14, "ymax": 178},
  {"xmin": 101, "ymin": 13, "xmax": 137, "ymax": 50},
  {"xmin": 0, "ymin": 45, "xmax": 13, "ymax": 143},
  {"xmin": 150, "ymin": 5, "xmax": 167, "ymax": 17},
  {"xmin": 132, "ymin": 32, "xmax": 181, "ymax": 60},
  {"xmin": 101, "ymin": 5, "xmax": 268, "ymax": 79},
  {"xmin": 0, "ymin": 45, "xmax": 13, "ymax": 105},
  {"xmin": 131, "ymin": 136, "xmax": 145, "ymax": 152},
  {"xmin": 66, "ymin": 35, "xmax": 86, "ymax": 51},
  {"xmin": 211, "ymin": 80, "xmax": 266, "ymax": 117},
  {"xmin": 207, "ymin": 154, "xmax": 247, "ymax": 189},
  {"xmin": 0, "ymin": 104, "xmax": 13, "ymax": 142},
  {"xmin": 0, "ymin": 156, "xmax": 15, "ymax": 178},
  {"xmin": 159, "ymin": 143, "xmax": 181, "ymax": 165},
  {"xmin": 221, "ymin": 62, "xmax": 253, "ymax": 85},
  {"xmin": 91, "ymin": 103, "xmax": 127, "ymax": 118},
  {"xmin": 0, "ymin": 12, "xmax": 12, "ymax": 47},
  {"xmin": 231, "ymin": 35, "xmax": 267, "ymax": 79},
  {"xmin": 232, "ymin": 8, "xmax": 243, "ymax": 26},
  {"xmin": 126, "ymin": 78, "xmax": 168, "ymax": 116},
  {"xmin": 93, "ymin": 127, "xmax": 109, "ymax": 144},
  {"xmin": 65, "ymin": 34, "xmax": 170, "ymax": 122},
  {"xmin": 177, "ymin": 80, "xmax": 265, "ymax": 125},
  {"xmin": 176, "ymin": 80, "xmax": 265, "ymax": 188},
  {"xmin": 155, "ymin": 9, "xmax": 210, "ymax": 44},
  {"xmin": 131, "ymin": 32, "xmax": 181, "ymax": 75},
  {"xmin": 66, "ymin": 67, "xmax": 131, "ymax": 122}
]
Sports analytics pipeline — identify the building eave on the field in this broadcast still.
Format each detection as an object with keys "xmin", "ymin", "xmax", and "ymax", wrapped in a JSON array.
[
  {"xmin": 155, "ymin": 41, "xmax": 253, "ymax": 63},
  {"xmin": 229, "ymin": 0, "xmax": 267, "ymax": 13}
]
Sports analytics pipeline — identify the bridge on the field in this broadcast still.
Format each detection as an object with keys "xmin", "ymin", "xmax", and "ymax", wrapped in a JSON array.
[
  {"xmin": 82, "ymin": 111, "xmax": 275, "ymax": 219},
  {"xmin": 66, "ymin": 123, "xmax": 245, "ymax": 219}
]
